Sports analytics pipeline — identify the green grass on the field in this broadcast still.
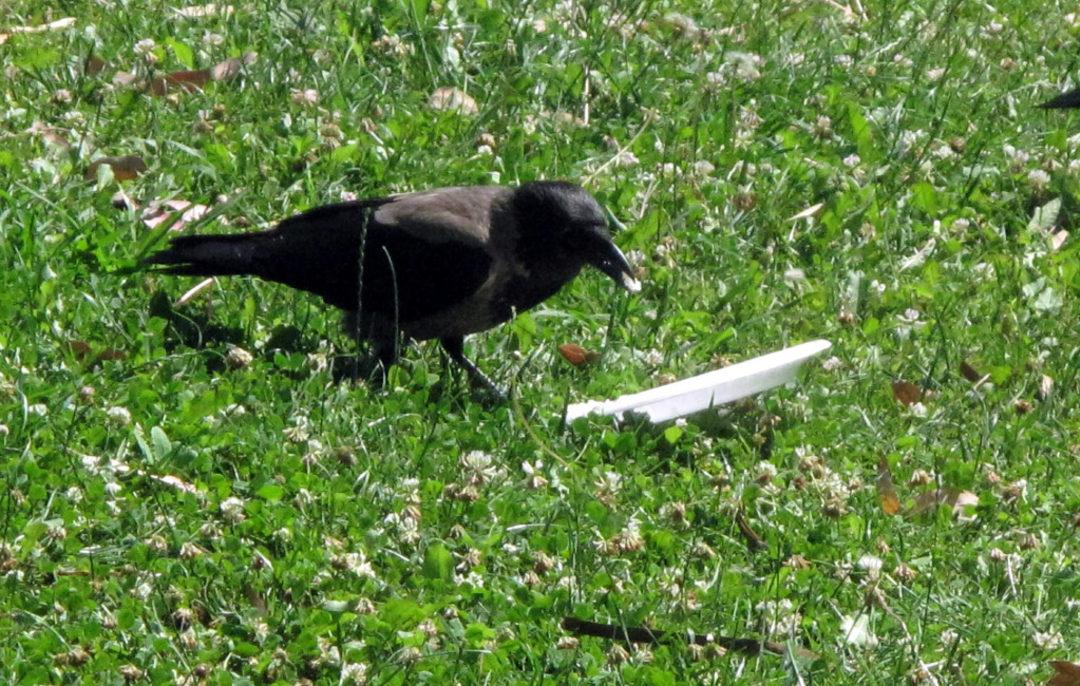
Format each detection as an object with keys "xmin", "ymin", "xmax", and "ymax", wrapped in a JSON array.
[{"xmin": 2, "ymin": 0, "xmax": 1079, "ymax": 683}]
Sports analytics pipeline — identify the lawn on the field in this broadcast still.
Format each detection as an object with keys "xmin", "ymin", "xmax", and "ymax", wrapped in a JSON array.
[{"xmin": 1, "ymin": 0, "xmax": 1078, "ymax": 683}]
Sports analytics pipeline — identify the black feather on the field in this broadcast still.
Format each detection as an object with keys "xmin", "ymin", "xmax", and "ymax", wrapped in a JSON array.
[
  {"xmin": 1040, "ymin": 87, "xmax": 1080, "ymax": 109},
  {"xmin": 147, "ymin": 197, "xmax": 493, "ymax": 322}
]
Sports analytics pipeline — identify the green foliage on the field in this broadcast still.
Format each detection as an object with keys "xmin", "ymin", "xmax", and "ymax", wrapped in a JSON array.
[{"xmin": 0, "ymin": 0, "xmax": 1078, "ymax": 684}]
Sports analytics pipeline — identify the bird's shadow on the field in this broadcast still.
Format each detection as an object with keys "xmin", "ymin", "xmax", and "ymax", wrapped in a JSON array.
[{"xmin": 149, "ymin": 291, "xmax": 507, "ymax": 405}]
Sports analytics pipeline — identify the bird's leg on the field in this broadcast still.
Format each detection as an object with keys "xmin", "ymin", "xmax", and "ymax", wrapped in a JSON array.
[
  {"xmin": 336, "ymin": 310, "xmax": 396, "ymax": 385},
  {"xmin": 440, "ymin": 336, "xmax": 507, "ymax": 402}
]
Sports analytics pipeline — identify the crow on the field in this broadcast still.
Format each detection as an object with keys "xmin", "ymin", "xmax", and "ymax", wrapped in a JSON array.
[
  {"xmin": 1040, "ymin": 87, "xmax": 1080, "ymax": 109},
  {"xmin": 147, "ymin": 181, "xmax": 641, "ymax": 398}
]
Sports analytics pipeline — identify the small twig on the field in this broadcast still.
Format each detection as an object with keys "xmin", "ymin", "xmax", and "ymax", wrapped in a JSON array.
[
  {"xmin": 560, "ymin": 617, "xmax": 817, "ymax": 659},
  {"xmin": 735, "ymin": 506, "xmax": 768, "ymax": 552}
]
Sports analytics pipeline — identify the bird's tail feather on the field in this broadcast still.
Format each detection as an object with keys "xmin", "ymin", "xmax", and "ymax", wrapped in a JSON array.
[
  {"xmin": 1040, "ymin": 88, "xmax": 1080, "ymax": 109},
  {"xmin": 147, "ymin": 233, "xmax": 267, "ymax": 277}
]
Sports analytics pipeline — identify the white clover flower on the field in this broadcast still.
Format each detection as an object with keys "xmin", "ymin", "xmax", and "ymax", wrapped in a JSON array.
[
  {"xmin": 220, "ymin": 496, "xmax": 246, "ymax": 523},
  {"xmin": 106, "ymin": 406, "xmax": 131, "ymax": 426},
  {"xmin": 225, "ymin": 345, "xmax": 253, "ymax": 369},
  {"xmin": 342, "ymin": 662, "xmax": 369, "ymax": 684},
  {"xmin": 857, "ymin": 554, "xmax": 883, "ymax": 576},
  {"xmin": 340, "ymin": 551, "xmax": 377, "ymax": 578},
  {"xmin": 612, "ymin": 150, "xmax": 639, "ymax": 167},
  {"xmin": 134, "ymin": 38, "xmax": 157, "ymax": 56},
  {"xmin": 1027, "ymin": 169, "xmax": 1050, "ymax": 192},
  {"xmin": 692, "ymin": 159, "xmax": 715, "ymax": 176},
  {"xmin": 822, "ymin": 356, "xmax": 843, "ymax": 372},
  {"xmin": 1033, "ymin": 630, "xmax": 1063, "ymax": 650},
  {"xmin": 290, "ymin": 88, "xmax": 319, "ymax": 106},
  {"xmin": 755, "ymin": 599, "xmax": 801, "ymax": 637}
]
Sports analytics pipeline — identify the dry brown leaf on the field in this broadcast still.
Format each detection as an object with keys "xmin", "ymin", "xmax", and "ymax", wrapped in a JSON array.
[
  {"xmin": 876, "ymin": 458, "xmax": 901, "ymax": 516},
  {"xmin": 428, "ymin": 86, "xmax": 478, "ymax": 115},
  {"xmin": 210, "ymin": 52, "xmax": 257, "ymax": 81},
  {"xmin": 557, "ymin": 343, "xmax": 599, "ymax": 367},
  {"xmin": 97, "ymin": 348, "xmax": 126, "ymax": 362},
  {"xmin": 1048, "ymin": 661, "xmax": 1080, "ymax": 686},
  {"xmin": 85, "ymin": 155, "xmax": 147, "ymax": 181},
  {"xmin": 69, "ymin": 340, "xmax": 92, "ymax": 360},
  {"xmin": 891, "ymin": 380, "xmax": 922, "ymax": 406},
  {"xmin": 84, "ymin": 54, "xmax": 106, "ymax": 75},
  {"xmin": 142, "ymin": 199, "xmax": 210, "ymax": 231},
  {"xmin": 960, "ymin": 360, "xmax": 982, "ymax": 383},
  {"xmin": 908, "ymin": 488, "xmax": 978, "ymax": 518},
  {"xmin": 147, "ymin": 69, "xmax": 210, "ymax": 96}
]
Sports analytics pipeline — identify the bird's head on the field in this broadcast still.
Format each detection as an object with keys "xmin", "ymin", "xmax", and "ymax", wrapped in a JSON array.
[{"xmin": 510, "ymin": 181, "xmax": 641, "ymax": 292}]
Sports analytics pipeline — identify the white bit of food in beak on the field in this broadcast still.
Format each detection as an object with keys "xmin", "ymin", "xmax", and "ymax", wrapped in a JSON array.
[{"xmin": 621, "ymin": 273, "xmax": 642, "ymax": 293}]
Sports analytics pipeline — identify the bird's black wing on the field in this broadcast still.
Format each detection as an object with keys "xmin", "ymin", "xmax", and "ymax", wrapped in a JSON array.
[{"xmin": 258, "ymin": 189, "xmax": 500, "ymax": 322}]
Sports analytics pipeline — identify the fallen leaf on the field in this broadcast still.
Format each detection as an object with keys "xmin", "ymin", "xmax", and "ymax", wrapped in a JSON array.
[
  {"xmin": 876, "ymin": 459, "xmax": 901, "ymax": 516},
  {"xmin": 173, "ymin": 3, "xmax": 235, "ymax": 18},
  {"xmin": 1048, "ymin": 661, "xmax": 1080, "ymax": 686},
  {"xmin": 959, "ymin": 360, "xmax": 982, "ymax": 383},
  {"xmin": 558, "ymin": 343, "xmax": 599, "ymax": 367},
  {"xmin": 1050, "ymin": 229, "xmax": 1068, "ymax": 252},
  {"xmin": 210, "ymin": 52, "xmax": 257, "ymax": 81},
  {"xmin": 96, "ymin": 348, "xmax": 126, "ymax": 362},
  {"xmin": 908, "ymin": 488, "xmax": 978, "ymax": 518},
  {"xmin": 891, "ymin": 380, "xmax": 922, "ymax": 406},
  {"xmin": 69, "ymin": 340, "xmax": 92, "ymax": 360},
  {"xmin": 1029, "ymin": 197, "xmax": 1062, "ymax": 232},
  {"xmin": 428, "ymin": 86, "xmax": 478, "ymax": 115},
  {"xmin": 142, "ymin": 199, "xmax": 210, "ymax": 231},
  {"xmin": 839, "ymin": 614, "xmax": 878, "ymax": 647},
  {"xmin": 147, "ymin": 69, "xmax": 210, "ymax": 96},
  {"xmin": 787, "ymin": 202, "xmax": 824, "ymax": 222},
  {"xmin": 84, "ymin": 54, "xmax": 106, "ymax": 75},
  {"xmin": 85, "ymin": 155, "xmax": 147, "ymax": 181}
]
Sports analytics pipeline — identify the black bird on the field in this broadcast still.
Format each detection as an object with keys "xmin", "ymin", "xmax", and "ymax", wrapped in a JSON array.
[
  {"xmin": 1040, "ymin": 87, "xmax": 1080, "ymax": 109},
  {"xmin": 148, "ymin": 181, "xmax": 641, "ymax": 397}
]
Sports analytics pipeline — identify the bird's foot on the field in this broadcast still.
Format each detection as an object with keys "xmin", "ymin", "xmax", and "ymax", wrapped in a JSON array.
[{"xmin": 330, "ymin": 353, "xmax": 388, "ymax": 387}]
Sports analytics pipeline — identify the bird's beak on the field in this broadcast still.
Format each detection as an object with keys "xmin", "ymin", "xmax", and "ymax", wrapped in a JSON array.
[{"xmin": 587, "ymin": 231, "xmax": 641, "ymax": 293}]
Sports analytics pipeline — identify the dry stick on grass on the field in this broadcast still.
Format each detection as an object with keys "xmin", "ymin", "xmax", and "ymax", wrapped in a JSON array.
[{"xmin": 560, "ymin": 617, "xmax": 818, "ymax": 659}]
